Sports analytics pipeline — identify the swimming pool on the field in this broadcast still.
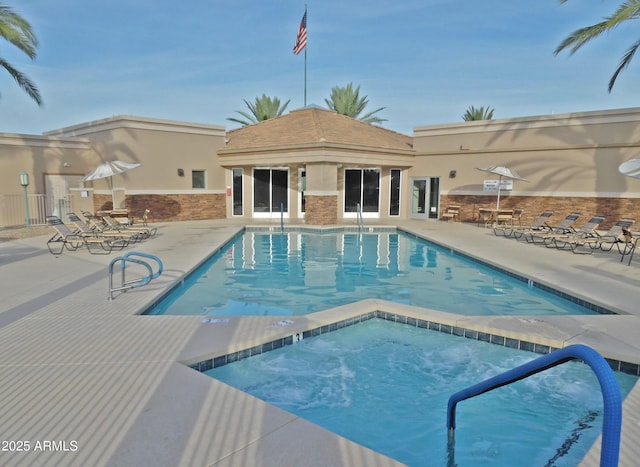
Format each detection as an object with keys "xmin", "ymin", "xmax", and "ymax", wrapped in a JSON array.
[
  {"xmin": 207, "ymin": 318, "xmax": 638, "ymax": 466},
  {"xmin": 145, "ymin": 229, "xmax": 605, "ymax": 317}
]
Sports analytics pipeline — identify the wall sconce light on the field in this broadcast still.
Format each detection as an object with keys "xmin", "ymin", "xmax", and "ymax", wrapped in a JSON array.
[
  {"xmin": 449, "ymin": 170, "xmax": 457, "ymax": 178},
  {"xmin": 177, "ymin": 168, "xmax": 184, "ymax": 177},
  {"xmin": 63, "ymin": 162, "xmax": 71, "ymax": 167}
]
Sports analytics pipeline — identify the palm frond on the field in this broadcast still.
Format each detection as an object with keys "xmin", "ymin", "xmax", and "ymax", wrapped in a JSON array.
[
  {"xmin": 0, "ymin": 5, "xmax": 38, "ymax": 58},
  {"xmin": 609, "ymin": 39, "xmax": 640, "ymax": 91},
  {"xmin": 227, "ymin": 94, "xmax": 291, "ymax": 126},
  {"xmin": 556, "ymin": 1, "xmax": 640, "ymax": 91},
  {"xmin": 325, "ymin": 82, "xmax": 386, "ymax": 124},
  {"xmin": 0, "ymin": 58, "xmax": 42, "ymax": 105}
]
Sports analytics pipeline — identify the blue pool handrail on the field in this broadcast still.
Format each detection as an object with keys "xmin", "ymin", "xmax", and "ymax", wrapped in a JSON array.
[
  {"xmin": 446, "ymin": 344, "xmax": 622, "ymax": 467},
  {"xmin": 108, "ymin": 252, "xmax": 163, "ymax": 300}
]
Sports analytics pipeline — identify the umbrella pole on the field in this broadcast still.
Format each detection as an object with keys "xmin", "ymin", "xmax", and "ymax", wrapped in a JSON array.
[{"xmin": 496, "ymin": 175, "xmax": 502, "ymax": 209}]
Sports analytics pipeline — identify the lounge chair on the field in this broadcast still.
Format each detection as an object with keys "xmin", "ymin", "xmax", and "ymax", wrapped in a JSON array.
[
  {"xmin": 100, "ymin": 213, "xmax": 157, "ymax": 238},
  {"xmin": 551, "ymin": 218, "xmax": 635, "ymax": 256},
  {"xmin": 68, "ymin": 213, "xmax": 144, "ymax": 243},
  {"xmin": 522, "ymin": 212, "xmax": 581, "ymax": 244},
  {"xmin": 592, "ymin": 219, "xmax": 636, "ymax": 252},
  {"xmin": 616, "ymin": 229, "xmax": 637, "ymax": 266},
  {"xmin": 46, "ymin": 216, "xmax": 129, "ymax": 255},
  {"xmin": 545, "ymin": 215, "xmax": 606, "ymax": 252},
  {"xmin": 503, "ymin": 210, "xmax": 554, "ymax": 239}
]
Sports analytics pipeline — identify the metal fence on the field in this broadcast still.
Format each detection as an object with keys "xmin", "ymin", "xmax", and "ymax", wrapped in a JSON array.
[{"xmin": 0, "ymin": 194, "xmax": 71, "ymax": 228}]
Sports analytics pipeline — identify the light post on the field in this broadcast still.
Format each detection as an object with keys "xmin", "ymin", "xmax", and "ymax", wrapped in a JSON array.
[{"xmin": 19, "ymin": 171, "xmax": 30, "ymax": 229}]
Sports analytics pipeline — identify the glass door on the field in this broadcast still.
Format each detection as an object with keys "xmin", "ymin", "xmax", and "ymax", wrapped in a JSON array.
[
  {"xmin": 253, "ymin": 168, "xmax": 289, "ymax": 219},
  {"xmin": 410, "ymin": 177, "xmax": 439, "ymax": 219}
]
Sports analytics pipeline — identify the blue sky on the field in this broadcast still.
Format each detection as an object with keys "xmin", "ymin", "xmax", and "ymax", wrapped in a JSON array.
[{"xmin": 1, "ymin": 0, "xmax": 638, "ymax": 135}]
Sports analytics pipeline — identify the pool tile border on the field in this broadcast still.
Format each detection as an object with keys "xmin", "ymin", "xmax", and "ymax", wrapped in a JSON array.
[{"xmin": 189, "ymin": 311, "xmax": 640, "ymax": 377}]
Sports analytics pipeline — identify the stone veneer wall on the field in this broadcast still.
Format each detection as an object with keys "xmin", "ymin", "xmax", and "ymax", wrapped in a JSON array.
[
  {"xmin": 440, "ymin": 194, "xmax": 640, "ymax": 229},
  {"xmin": 94, "ymin": 193, "xmax": 226, "ymax": 222},
  {"xmin": 305, "ymin": 195, "xmax": 338, "ymax": 225}
]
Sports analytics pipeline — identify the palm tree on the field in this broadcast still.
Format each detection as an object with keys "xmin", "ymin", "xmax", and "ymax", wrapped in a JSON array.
[
  {"xmin": 462, "ymin": 105, "xmax": 494, "ymax": 121},
  {"xmin": 324, "ymin": 82, "xmax": 386, "ymax": 124},
  {"xmin": 227, "ymin": 94, "xmax": 291, "ymax": 126},
  {"xmin": 555, "ymin": 0, "xmax": 640, "ymax": 92},
  {"xmin": 0, "ymin": 4, "xmax": 41, "ymax": 105}
]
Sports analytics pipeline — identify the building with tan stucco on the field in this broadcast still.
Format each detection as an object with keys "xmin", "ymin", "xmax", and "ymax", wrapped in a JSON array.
[{"xmin": 2, "ymin": 106, "xmax": 640, "ymax": 229}]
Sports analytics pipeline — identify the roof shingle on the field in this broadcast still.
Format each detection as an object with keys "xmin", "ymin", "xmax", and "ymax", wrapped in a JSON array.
[{"xmin": 225, "ymin": 107, "xmax": 413, "ymax": 151}]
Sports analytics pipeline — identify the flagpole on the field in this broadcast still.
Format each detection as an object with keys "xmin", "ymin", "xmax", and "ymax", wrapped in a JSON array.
[
  {"xmin": 304, "ymin": 5, "xmax": 307, "ymax": 107},
  {"xmin": 294, "ymin": 5, "xmax": 308, "ymax": 106}
]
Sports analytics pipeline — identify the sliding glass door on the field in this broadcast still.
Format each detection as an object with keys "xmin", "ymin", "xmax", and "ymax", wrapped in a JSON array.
[
  {"xmin": 253, "ymin": 168, "xmax": 289, "ymax": 218},
  {"xmin": 344, "ymin": 168, "xmax": 380, "ymax": 218}
]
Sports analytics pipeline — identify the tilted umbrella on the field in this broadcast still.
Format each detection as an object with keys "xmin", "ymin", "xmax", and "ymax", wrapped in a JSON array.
[
  {"xmin": 476, "ymin": 165, "xmax": 528, "ymax": 209},
  {"xmin": 619, "ymin": 158, "xmax": 640, "ymax": 179},
  {"xmin": 81, "ymin": 160, "xmax": 141, "ymax": 208}
]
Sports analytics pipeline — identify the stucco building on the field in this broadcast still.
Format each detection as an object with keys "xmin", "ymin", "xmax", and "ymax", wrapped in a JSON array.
[{"xmin": 2, "ymin": 106, "xmax": 640, "ymax": 228}]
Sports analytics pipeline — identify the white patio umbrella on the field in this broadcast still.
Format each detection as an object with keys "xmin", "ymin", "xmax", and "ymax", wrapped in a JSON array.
[
  {"xmin": 476, "ymin": 165, "xmax": 528, "ymax": 209},
  {"xmin": 81, "ymin": 160, "xmax": 141, "ymax": 208},
  {"xmin": 618, "ymin": 158, "xmax": 640, "ymax": 179}
]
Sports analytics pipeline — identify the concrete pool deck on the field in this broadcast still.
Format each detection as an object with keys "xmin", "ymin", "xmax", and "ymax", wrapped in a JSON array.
[{"xmin": 1, "ymin": 219, "xmax": 639, "ymax": 466}]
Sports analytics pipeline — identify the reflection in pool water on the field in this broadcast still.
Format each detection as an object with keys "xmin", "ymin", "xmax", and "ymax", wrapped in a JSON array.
[{"xmin": 146, "ymin": 231, "xmax": 602, "ymax": 317}]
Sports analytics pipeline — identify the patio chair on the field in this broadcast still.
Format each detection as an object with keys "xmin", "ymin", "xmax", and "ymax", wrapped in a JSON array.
[
  {"xmin": 46, "ymin": 216, "xmax": 129, "ymax": 255},
  {"xmin": 545, "ymin": 215, "xmax": 606, "ymax": 252},
  {"xmin": 616, "ymin": 229, "xmax": 637, "ymax": 266},
  {"xmin": 551, "ymin": 218, "xmax": 635, "ymax": 256},
  {"xmin": 68, "ymin": 212, "xmax": 144, "ymax": 243},
  {"xmin": 440, "ymin": 205, "xmax": 461, "ymax": 222},
  {"xmin": 99, "ymin": 213, "xmax": 157, "ymax": 238},
  {"xmin": 501, "ymin": 210, "xmax": 554, "ymax": 239},
  {"xmin": 141, "ymin": 209, "xmax": 151, "ymax": 227},
  {"xmin": 522, "ymin": 212, "xmax": 581, "ymax": 244},
  {"xmin": 592, "ymin": 219, "xmax": 636, "ymax": 252},
  {"xmin": 492, "ymin": 209, "xmax": 514, "ymax": 228}
]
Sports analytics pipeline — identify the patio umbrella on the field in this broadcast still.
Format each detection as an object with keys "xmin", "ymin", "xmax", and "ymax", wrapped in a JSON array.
[
  {"xmin": 618, "ymin": 158, "xmax": 640, "ymax": 179},
  {"xmin": 476, "ymin": 165, "xmax": 528, "ymax": 209},
  {"xmin": 81, "ymin": 160, "xmax": 141, "ymax": 208}
]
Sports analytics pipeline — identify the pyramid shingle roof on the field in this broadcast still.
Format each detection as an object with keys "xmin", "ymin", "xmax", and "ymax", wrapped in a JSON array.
[{"xmin": 224, "ymin": 107, "xmax": 413, "ymax": 151}]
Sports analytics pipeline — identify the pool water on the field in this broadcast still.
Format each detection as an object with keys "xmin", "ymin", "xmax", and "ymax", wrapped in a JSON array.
[
  {"xmin": 146, "ymin": 230, "xmax": 602, "ymax": 317},
  {"xmin": 208, "ymin": 319, "xmax": 638, "ymax": 467}
]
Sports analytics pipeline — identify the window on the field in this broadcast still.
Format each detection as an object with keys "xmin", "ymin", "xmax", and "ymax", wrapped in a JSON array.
[
  {"xmin": 390, "ymin": 169, "xmax": 401, "ymax": 216},
  {"xmin": 232, "ymin": 168, "xmax": 243, "ymax": 216},
  {"xmin": 192, "ymin": 170, "xmax": 206, "ymax": 189},
  {"xmin": 344, "ymin": 168, "xmax": 380, "ymax": 214}
]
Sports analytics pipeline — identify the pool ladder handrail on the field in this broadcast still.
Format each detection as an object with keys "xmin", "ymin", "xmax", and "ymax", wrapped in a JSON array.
[
  {"xmin": 446, "ymin": 344, "xmax": 622, "ymax": 467},
  {"xmin": 280, "ymin": 202, "xmax": 284, "ymax": 232},
  {"xmin": 108, "ymin": 251, "xmax": 163, "ymax": 300},
  {"xmin": 356, "ymin": 203, "xmax": 364, "ymax": 232}
]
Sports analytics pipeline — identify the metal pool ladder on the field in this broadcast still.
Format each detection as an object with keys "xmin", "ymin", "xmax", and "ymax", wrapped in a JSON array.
[
  {"xmin": 446, "ymin": 344, "xmax": 622, "ymax": 467},
  {"xmin": 108, "ymin": 251, "xmax": 163, "ymax": 300}
]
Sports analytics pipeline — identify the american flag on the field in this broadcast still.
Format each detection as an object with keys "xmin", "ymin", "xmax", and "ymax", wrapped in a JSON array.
[{"xmin": 293, "ymin": 11, "xmax": 307, "ymax": 55}]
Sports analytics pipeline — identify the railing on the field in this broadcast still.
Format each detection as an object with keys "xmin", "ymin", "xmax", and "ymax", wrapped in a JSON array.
[
  {"xmin": 280, "ymin": 202, "xmax": 284, "ymax": 232},
  {"xmin": 0, "ymin": 194, "xmax": 69, "ymax": 228},
  {"xmin": 356, "ymin": 203, "xmax": 364, "ymax": 232},
  {"xmin": 108, "ymin": 252, "xmax": 163, "ymax": 300},
  {"xmin": 446, "ymin": 344, "xmax": 622, "ymax": 467}
]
